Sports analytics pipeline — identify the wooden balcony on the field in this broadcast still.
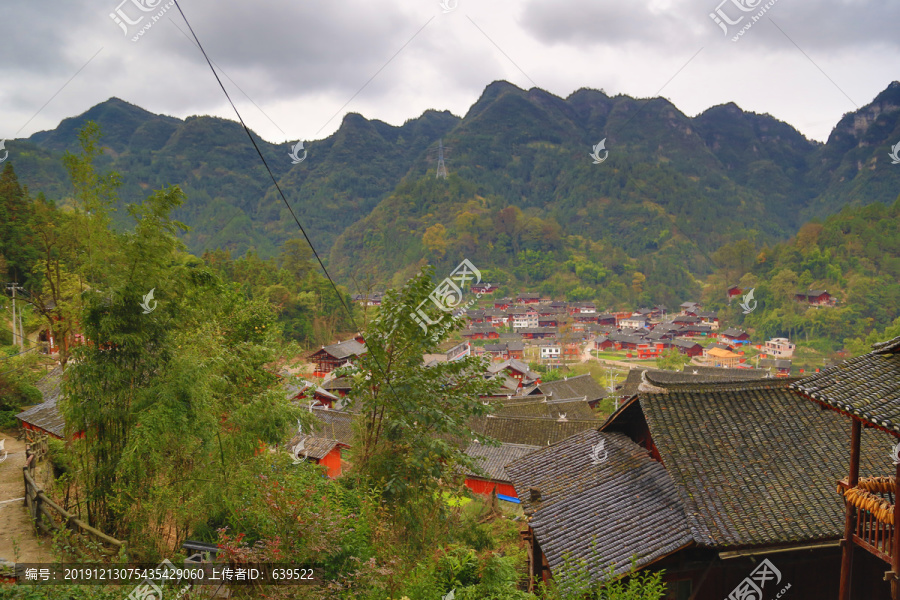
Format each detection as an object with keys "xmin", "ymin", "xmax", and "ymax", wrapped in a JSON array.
[{"xmin": 839, "ymin": 476, "xmax": 896, "ymax": 564}]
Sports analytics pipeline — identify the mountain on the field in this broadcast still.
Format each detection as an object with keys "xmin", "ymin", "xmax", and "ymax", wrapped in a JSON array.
[{"xmin": 5, "ymin": 81, "xmax": 900, "ymax": 303}]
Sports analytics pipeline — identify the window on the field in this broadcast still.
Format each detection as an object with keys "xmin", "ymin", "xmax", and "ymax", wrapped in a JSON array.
[{"xmin": 665, "ymin": 579, "xmax": 692, "ymax": 600}]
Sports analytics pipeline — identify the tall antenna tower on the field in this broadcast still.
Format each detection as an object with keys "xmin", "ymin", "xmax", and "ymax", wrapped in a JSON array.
[{"xmin": 435, "ymin": 139, "xmax": 449, "ymax": 179}]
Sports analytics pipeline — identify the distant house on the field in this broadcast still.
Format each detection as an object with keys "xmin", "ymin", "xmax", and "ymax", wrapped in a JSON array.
[
  {"xmin": 465, "ymin": 309, "xmax": 486, "ymax": 324},
  {"xmin": 352, "ymin": 292, "xmax": 383, "ymax": 306},
  {"xmin": 540, "ymin": 344, "xmax": 561, "ymax": 361},
  {"xmin": 517, "ymin": 327, "xmax": 557, "ymax": 340},
  {"xmin": 485, "ymin": 341, "xmax": 525, "ymax": 361},
  {"xmin": 308, "ymin": 337, "xmax": 367, "ymax": 376},
  {"xmin": 512, "ymin": 308, "xmax": 539, "ymax": 329},
  {"xmin": 597, "ymin": 313, "xmax": 618, "ymax": 326},
  {"xmin": 516, "ymin": 293, "xmax": 542, "ymax": 304},
  {"xmin": 619, "ymin": 315, "xmax": 649, "ymax": 329},
  {"xmin": 703, "ymin": 347, "xmax": 742, "ymax": 368},
  {"xmin": 463, "ymin": 442, "xmax": 540, "ymax": 498},
  {"xmin": 286, "ymin": 379, "xmax": 344, "ymax": 409},
  {"xmin": 636, "ymin": 341, "xmax": 667, "ymax": 359},
  {"xmin": 461, "ymin": 327, "xmax": 500, "ymax": 340},
  {"xmin": 493, "ymin": 298, "xmax": 512, "ymax": 310},
  {"xmin": 679, "ymin": 301, "xmax": 700, "ymax": 315},
  {"xmin": 672, "ymin": 315, "xmax": 700, "ymax": 326},
  {"xmin": 765, "ymin": 337, "xmax": 795, "ymax": 359},
  {"xmin": 471, "ymin": 283, "xmax": 497, "ymax": 294},
  {"xmin": 671, "ymin": 339, "xmax": 703, "ymax": 357},
  {"xmin": 538, "ymin": 315, "xmax": 560, "ymax": 328},
  {"xmin": 594, "ymin": 335, "xmax": 614, "ymax": 351},
  {"xmin": 720, "ymin": 327, "xmax": 750, "ymax": 344},
  {"xmin": 697, "ymin": 311, "xmax": 719, "ymax": 330},
  {"xmin": 487, "ymin": 359, "xmax": 540, "ymax": 384},
  {"xmin": 794, "ymin": 289, "xmax": 834, "ymax": 306},
  {"xmin": 568, "ymin": 302, "xmax": 596, "ymax": 315},
  {"xmin": 758, "ymin": 358, "xmax": 792, "ymax": 377}
]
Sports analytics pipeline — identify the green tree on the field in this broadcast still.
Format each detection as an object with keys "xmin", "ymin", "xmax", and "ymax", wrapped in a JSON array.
[{"xmin": 341, "ymin": 268, "xmax": 498, "ymax": 532}]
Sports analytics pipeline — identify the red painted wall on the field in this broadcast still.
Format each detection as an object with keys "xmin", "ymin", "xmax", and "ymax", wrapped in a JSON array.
[
  {"xmin": 464, "ymin": 478, "xmax": 518, "ymax": 498},
  {"xmin": 319, "ymin": 447, "xmax": 343, "ymax": 478}
]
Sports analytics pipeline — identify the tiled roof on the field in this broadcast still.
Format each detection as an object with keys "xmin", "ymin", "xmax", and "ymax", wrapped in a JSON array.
[
  {"xmin": 286, "ymin": 433, "xmax": 342, "ymax": 460},
  {"xmin": 322, "ymin": 376, "xmax": 353, "ymax": 391},
  {"xmin": 642, "ymin": 370, "xmax": 779, "ymax": 389},
  {"xmin": 17, "ymin": 366, "xmax": 65, "ymax": 437},
  {"xmin": 463, "ymin": 441, "xmax": 540, "ymax": 482},
  {"xmin": 309, "ymin": 408, "xmax": 355, "ymax": 446},
  {"xmin": 721, "ymin": 328, "xmax": 748, "ymax": 338},
  {"xmin": 506, "ymin": 430, "xmax": 692, "ymax": 582},
  {"xmin": 469, "ymin": 415, "xmax": 599, "ymax": 446},
  {"xmin": 687, "ymin": 365, "xmax": 768, "ymax": 379},
  {"xmin": 790, "ymin": 335, "xmax": 900, "ymax": 432},
  {"xmin": 314, "ymin": 339, "xmax": 366, "ymax": 360},
  {"xmin": 638, "ymin": 383, "xmax": 893, "ymax": 548},
  {"xmin": 537, "ymin": 374, "xmax": 607, "ymax": 404},
  {"xmin": 491, "ymin": 398, "xmax": 598, "ymax": 420}
]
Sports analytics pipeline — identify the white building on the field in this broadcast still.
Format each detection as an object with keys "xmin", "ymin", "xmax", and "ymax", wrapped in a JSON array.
[
  {"xmin": 765, "ymin": 338, "xmax": 795, "ymax": 359},
  {"xmin": 540, "ymin": 344, "xmax": 561, "ymax": 360}
]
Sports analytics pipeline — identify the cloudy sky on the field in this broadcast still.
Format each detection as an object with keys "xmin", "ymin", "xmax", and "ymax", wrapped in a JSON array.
[{"xmin": 1, "ymin": 0, "xmax": 897, "ymax": 145}]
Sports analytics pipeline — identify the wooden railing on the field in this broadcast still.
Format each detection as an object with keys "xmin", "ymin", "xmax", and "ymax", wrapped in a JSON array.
[
  {"xmin": 23, "ymin": 441, "xmax": 125, "ymax": 556},
  {"xmin": 839, "ymin": 477, "xmax": 895, "ymax": 564}
]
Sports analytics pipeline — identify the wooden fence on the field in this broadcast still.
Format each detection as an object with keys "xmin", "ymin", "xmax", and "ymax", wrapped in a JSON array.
[{"xmin": 23, "ymin": 438, "xmax": 125, "ymax": 556}]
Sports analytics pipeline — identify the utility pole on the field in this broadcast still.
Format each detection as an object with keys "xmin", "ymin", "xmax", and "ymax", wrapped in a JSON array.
[
  {"xmin": 436, "ymin": 139, "xmax": 449, "ymax": 179},
  {"xmin": 6, "ymin": 283, "xmax": 25, "ymax": 349}
]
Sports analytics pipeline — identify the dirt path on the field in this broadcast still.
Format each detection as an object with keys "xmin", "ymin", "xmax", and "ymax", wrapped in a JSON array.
[{"xmin": 0, "ymin": 436, "xmax": 56, "ymax": 564}]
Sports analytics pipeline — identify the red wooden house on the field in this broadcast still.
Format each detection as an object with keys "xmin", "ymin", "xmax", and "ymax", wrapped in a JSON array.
[
  {"xmin": 308, "ymin": 337, "xmax": 366, "ymax": 376},
  {"xmin": 16, "ymin": 366, "xmax": 67, "ymax": 440},
  {"xmin": 463, "ymin": 442, "xmax": 540, "ymax": 498},
  {"xmin": 471, "ymin": 283, "xmax": 497, "ymax": 294},
  {"xmin": 462, "ymin": 327, "xmax": 500, "ymax": 340},
  {"xmin": 494, "ymin": 298, "xmax": 512, "ymax": 310},
  {"xmin": 516, "ymin": 293, "xmax": 542, "ymax": 304},
  {"xmin": 795, "ymin": 289, "xmax": 835, "ymax": 306}
]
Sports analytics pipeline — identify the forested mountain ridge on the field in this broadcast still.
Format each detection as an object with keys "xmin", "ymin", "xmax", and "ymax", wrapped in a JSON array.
[{"xmin": 4, "ymin": 80, "xmax": 900, "ymax": 303}]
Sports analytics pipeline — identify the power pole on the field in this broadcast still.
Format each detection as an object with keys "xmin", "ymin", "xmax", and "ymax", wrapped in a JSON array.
[
  {"xmin": 436, "ymin": 139, "xmax": 449, "ymax": 179},
  {"xmin": 6, "ymin": 283, "xmax": 25, "ymax": 349}
]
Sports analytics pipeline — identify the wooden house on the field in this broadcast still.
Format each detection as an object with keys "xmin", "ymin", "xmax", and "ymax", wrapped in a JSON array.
[
  {"xmin": 533, "ymin": 374, "xmax": 607, "ymax": 409},
  {"xmin": 16, "ymin": 366, "xmax": 66, "ymax": 440},
  {"xmin": 516, "ymin": 293, "xmax": 542, "ymax": 304},
  {"xmin": 494, "ymin": 298, "xmax": 513, "ymax": 310},
  {"xmin": 671, "ymin": 339, "xmax": 703, "ymax": 357},
  {"xmin": 471, "ymin": 283, "xmax": 497, "ymax": 294},
  {"xmin": 487, "ymin": 359, "xmax": 540, "ymax": 384},
  {"xmin": 795, "ymin": 289, "xmax": 835, "ymax": 306},
  {"xmin": 703, "ymin": 346, "xmax": 742, "ymax": 368},
  {"xmin": 790, "ymin": 335, "xmax": 900, "ymax": 599},
  {"xmin": 720, "ymin": 327, "xmax": 750, "ymax": 344},
  {"xmin": 758, "ymin": 358, "xmax": 792, "ymax": 377},
  {"xmin": 308, "ymin": 337, "xmax": 367, "ymax": 376},
  {"xmin": 287, "ymin": 408, "xmax": 354, "ymax": 478},
  {"xmin": 508, "ymin": 374, "xmax": 893, "ymax": 598},
  {"xmin": 463, "ymin": 442, "xmax": 540, "ymax": 498}
]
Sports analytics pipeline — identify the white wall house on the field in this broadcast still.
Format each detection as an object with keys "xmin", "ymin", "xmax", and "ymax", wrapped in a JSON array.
[{"xmin": 765, "ymin": 338, "xmax": 795, "ymax": 359}]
